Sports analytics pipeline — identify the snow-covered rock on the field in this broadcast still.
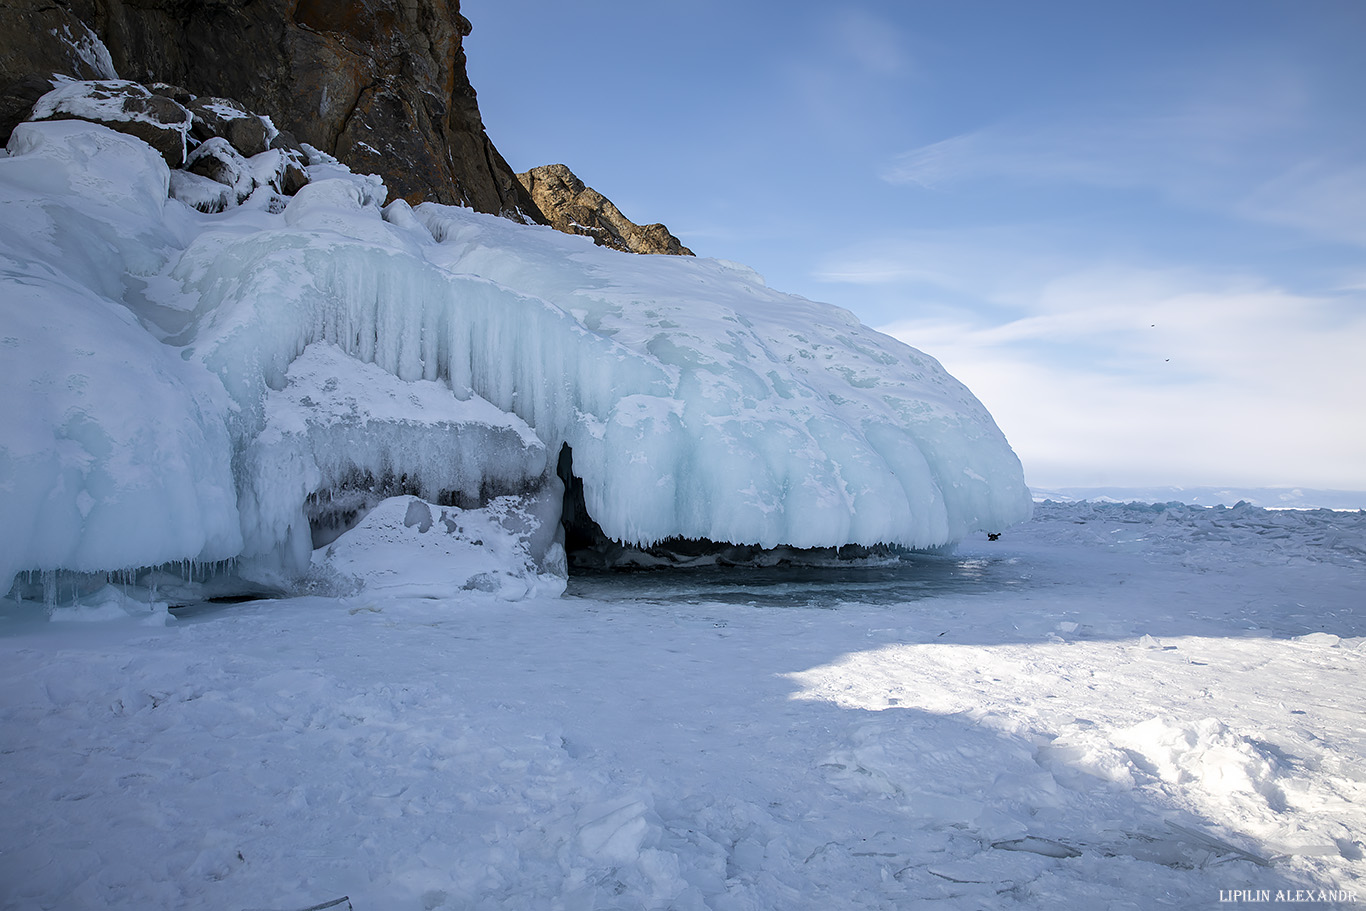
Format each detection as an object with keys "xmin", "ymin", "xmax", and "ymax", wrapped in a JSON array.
[
  {"xmin": 29, "ymin": 78, "xmax": 191, "ymax": 167},
  {"xmin": 168, "ymin": 168, "xmax": 235, "ymax": 214},
  {"xmin": 185, "ymin": 96, "xmax": 274, "ymax": 157},
  {"xmin": 184, "ymin": 137, "xmax": 254, "ymax": 206}
]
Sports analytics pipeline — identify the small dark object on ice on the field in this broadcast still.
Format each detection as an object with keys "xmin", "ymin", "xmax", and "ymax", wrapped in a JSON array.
[
  {"xmin": 987, "ymin": 532, "xmax": 1001, "ymax": 541},
  {"xmin": 242, "ymin": 897, "xmax": 351, "ymax": 911}
]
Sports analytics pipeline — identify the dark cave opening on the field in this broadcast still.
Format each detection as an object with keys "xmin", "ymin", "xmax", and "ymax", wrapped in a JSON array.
[
  {"xmin": 554, "ymin": 443, "xmax": 908, "ymax": 571},
  {"xmin": 556, "ymin": 443, "xmax": 613, "ymax": 561}
]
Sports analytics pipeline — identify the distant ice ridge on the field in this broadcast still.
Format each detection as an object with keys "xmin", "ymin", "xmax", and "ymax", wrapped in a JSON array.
[
  {"xmin": 1032, "ymin": 486, "xmax": 1366, "ymax": 512},
  {"xmin": 0, "ymin": 116, "xmax": 1030, "ymax": 597}
]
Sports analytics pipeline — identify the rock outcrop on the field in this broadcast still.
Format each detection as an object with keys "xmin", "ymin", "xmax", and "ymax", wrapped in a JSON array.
[
  {"xmin": 1, "ymin": 2, "xmax": 689, "ymax": 250},
  {"xmin": 23, "ymin": 77, "xmax": 313, "ymax": 214},
  {"xmin": 518, "ymin": 163, "xmax": 694, "ymax": 256},
  {"xmin": 29, "ymin": 77, "xmax": 193, "ymax": 166},
  {"xmin": 0, "ymin": 0, "xmax": 543, "ymax": 219}
]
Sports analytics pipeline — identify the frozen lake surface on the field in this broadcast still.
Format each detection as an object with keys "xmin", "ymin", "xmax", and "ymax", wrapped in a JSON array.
[
  {"xmin": 2, "ymin": 501, "xmax": 1364, "ymax": 910},
  {"xmin": 566, "ymin": 554, "xmax": 1025, "ymax": 609}
]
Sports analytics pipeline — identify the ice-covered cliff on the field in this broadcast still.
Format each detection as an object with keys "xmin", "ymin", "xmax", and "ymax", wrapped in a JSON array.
[{"xmin": 0, "ymin": 115, "xmax": 1031, "ymax": 599}]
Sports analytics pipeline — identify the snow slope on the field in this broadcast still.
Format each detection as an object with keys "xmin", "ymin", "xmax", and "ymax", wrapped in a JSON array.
[
  {"xmin": 0, "ymin": 113, "xmax": 1029, "ymax": 597},
  {"xmin": 1, "ymin": 501, "xmax": 1361, "ymax": 910}
]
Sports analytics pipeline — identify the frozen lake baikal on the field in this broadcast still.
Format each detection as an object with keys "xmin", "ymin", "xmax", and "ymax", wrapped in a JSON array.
[{"xmin": 2, "ymin": 500, "xmax": 1363, "ymax": 910}]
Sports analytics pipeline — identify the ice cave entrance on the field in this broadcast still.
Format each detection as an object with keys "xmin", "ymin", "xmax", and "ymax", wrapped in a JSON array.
[{"xmin": 555, "ymin": 444, "xmax": 917, "ymax": 572}]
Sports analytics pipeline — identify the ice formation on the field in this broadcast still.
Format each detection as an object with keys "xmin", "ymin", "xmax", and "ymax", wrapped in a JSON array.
[
  {"xmin": 0, "ymin": 122, "xmax": 242, "ymax": 593},
  {"xmin": 242, "ymin": 341, "xmax": 557, "ymax": 581},
  {"xmin": 312, "ymin": 494, "xmax": 568, "ymax": 600},
  {"xmin": 0, "ymin": 109, "xmax": 1031, "ymax": 598}
]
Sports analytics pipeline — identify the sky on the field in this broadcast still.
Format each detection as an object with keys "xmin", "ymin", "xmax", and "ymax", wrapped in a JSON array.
[{"xmin": 460, "ymin": 0, "xmax": 1366, "ymax": 491}]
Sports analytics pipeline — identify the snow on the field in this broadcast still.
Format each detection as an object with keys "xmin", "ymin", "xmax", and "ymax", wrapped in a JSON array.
[
  {"xmin": 2, "ymin": 501, "xmax": 1362, "ymax": 909},
  {"xmin": 311, "ymin": 494, "xmax": 567, "ymax": 601},
  {"xmin": 0, "ymin": 116, "xmax": 1029, "ymax": 597}
]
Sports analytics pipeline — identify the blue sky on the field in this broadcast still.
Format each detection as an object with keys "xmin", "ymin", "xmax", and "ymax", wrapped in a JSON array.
[{"xmin": 462, "ymin": 1, "xmax": 1366, "ymax": 490}]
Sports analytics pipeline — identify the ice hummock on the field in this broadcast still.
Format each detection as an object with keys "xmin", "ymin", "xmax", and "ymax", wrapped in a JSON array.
[
  {"xmin": 0, "ymin": 113, "xmax": 1030, "ymax": 598},
  {"xmin": 0, "ymin": 121, "xmax": 242, "ymax": 597}
]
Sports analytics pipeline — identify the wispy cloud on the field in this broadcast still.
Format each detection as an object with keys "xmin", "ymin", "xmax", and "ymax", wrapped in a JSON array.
[
  {"xmin": 875, "ymin": 266, "xmax": 1366, "ymax": 488},
  {"xmin": 877, "ymin": 56, "xmax": 1366, "ymax": 248},
  {"xmin": 811, "ymin": 226, "xmax": 1100, "ymax": 320},
  {"xmin": 880, "ymin": 127, "xmax": 1126, "ymax": 190},
  {"xmin": 1238, "ymin": 158, "xmax": 1366, "ymax": 247},
  {"xmin": 882, "ymin": 100, "xmax": 1299, "ymax": 193}
]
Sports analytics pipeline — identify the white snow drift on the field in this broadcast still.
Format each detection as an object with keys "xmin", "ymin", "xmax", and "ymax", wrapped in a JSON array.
[{"xmin": 0, "ymin": 105, "xmax": 1030, "ymax": 596}]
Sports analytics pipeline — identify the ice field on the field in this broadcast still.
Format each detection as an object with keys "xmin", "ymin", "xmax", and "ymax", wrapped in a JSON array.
[
  {"xmin": 2, "ymin": 500, "xmax": 1362, "ymax": 910},
  {"xmin": 2, "ymin": 83, "xmax": 1362, "ymax": 911}
]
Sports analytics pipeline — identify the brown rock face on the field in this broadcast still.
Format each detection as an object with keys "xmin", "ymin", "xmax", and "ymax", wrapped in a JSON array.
[
  {"xmin": 518, "ymin": 163, "xmax": 693, "ymax": 256},
  {"xmin": 0, "ymin": 0, "xmax": 544, "ymax": 219},
  {"xmin": 0, "ymin": 2, "xmax": 114, "ymax": 85},
  {"xmin": 0, "ymin": 1, "xmax": 115, "ymax": 143}
]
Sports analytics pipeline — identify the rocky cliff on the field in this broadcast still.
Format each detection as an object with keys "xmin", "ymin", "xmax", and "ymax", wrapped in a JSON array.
[
  {"xmin": 0, "ymin": 0, "xmax": 543, "ymax": 218},
  {"xmin": 518, "ymin": 163, "xmax": 693, "ymax": 256},
  {"xmin": 2, "ymin": 1, "xmax": 694, "ymax": 252}
]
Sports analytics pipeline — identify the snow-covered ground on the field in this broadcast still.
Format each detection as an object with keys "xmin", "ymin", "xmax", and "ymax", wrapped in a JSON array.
[{"xmin": 3, "ymin": 500, "xmax": 1362, "ymax": 911}]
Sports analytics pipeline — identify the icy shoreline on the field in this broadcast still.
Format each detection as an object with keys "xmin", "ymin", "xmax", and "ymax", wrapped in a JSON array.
[
  {"xmin": 2, "ymin": 501, "xmax": 1362, "ymax": 910},
  {"xmin": 1, "ymin": 111, "xmax": 1030, "ymax": 600}
]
